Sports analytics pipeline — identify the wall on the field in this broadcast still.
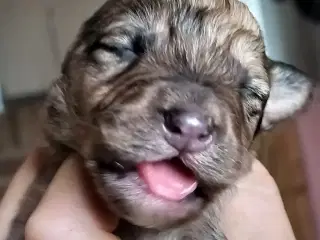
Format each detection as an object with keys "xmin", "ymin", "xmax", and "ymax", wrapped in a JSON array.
[
  {"xmin": 243, "ymin": 0, "xmax": 318, "ymax": 76},
  {"xmin": 0, "ymin": 0, "xmax": 57, "ymax": 97},
  {"xmin": 1, "ymin": 0, "xmax": 318, "ymax": 95},
  {"xmin": 243, "ymin": 0, "xmax": 320, "ymax": 237},
  {"xmin": 296, "ymin": 89, "xmax": 320, "ymax": 238},
  {"xmin": 0, "ymin": 85, "xmax": 3, "ymax": 113},
  {"xmin": 49, "ymin": 0, "xmax": 105, "ymax": 63},
  {"xmin": 295, "ymin": 23, "xmax": 320, "ymax": 236},
  {"xmin": 0, "ymin": 0, "xmax": 105, "ymax": 98}
]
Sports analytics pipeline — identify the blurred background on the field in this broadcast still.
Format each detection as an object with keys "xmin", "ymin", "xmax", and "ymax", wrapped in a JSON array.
[{"xmin": 0, "ymin": 0, "xmax": 319, "ymax": 239}]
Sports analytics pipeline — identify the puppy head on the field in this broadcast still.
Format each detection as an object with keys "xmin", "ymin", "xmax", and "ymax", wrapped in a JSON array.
[{"xmin": 44, "ymin": 0, "xmax": 314, "ymax": 230}]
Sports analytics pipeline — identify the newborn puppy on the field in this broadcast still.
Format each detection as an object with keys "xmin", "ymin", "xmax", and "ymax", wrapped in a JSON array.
[{"xmin": 4, "ymin": 0, "xmax": 314, "ymax": 239}]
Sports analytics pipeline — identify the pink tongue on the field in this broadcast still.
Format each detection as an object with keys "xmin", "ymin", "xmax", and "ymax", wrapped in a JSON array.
[{"xmin": 137, "ymin": 160, "xmax": 197, "ymax": 201}]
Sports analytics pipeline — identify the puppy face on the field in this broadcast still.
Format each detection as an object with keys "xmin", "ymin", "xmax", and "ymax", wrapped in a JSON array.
[{"xmin": 44, "ymin": 0, "xmax": 313, "ymax": 230}]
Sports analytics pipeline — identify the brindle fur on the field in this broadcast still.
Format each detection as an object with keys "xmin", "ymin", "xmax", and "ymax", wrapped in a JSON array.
[{"xmin": 4, "ymin": 0, "xmax": 314, "ymax": 239}]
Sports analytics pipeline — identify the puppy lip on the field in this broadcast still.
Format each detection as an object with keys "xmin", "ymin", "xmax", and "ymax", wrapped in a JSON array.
[
  {"xmin": 96, "ymin": 152, "xmax": 208, "ymax": 201},
  {"xmin": 96, "ymin": 158, "xmax": 136, "ymax": 173},
  {"xmin": 95, "ymin": 151, "xmax": 179, "ymax": 173}
]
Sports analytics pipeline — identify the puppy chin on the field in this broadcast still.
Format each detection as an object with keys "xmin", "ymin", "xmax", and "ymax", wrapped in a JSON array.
[
  {"xmin": 93, "ymin": 168, "xmax": 206, "ymax": 229},
  {"xmin": 114, "ymin": 193, "xmax": 205, "ymax": 229}
]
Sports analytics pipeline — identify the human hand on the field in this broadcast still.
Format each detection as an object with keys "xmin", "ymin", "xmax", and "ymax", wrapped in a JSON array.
[
  {"xmin": 0, "ymin": 149, "xmax": 119, "ymax": 240},
  {"xmin": 0, "ymin": 148, "xmax": 295, "ymax": 240}
]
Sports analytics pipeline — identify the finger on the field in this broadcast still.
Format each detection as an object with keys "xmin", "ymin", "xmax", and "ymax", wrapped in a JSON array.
[
  {"xmin": 220, "ymin": 160, "xmax": 296, "ymax": 240},
  {"xmin": 0, "ymin": 148, "xmax": 49, "ymax": 240},
  {"xmin": 26, "ymin": 155, "xmax": 119, "ymax": 240}
]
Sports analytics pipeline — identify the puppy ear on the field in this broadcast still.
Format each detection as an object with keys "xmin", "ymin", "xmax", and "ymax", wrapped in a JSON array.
[{"xmin": 261, "ymin": 59, "xmax": 314, "ymax": 130}]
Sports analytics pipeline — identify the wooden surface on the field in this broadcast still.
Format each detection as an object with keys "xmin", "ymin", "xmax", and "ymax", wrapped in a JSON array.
[
  {"xmin": 0, "ymin": 97, "xmax": 316, "ymax": 239},
  {"xmin": 253, "ymin": 120, "xmax": 316, "ymax": 240}
]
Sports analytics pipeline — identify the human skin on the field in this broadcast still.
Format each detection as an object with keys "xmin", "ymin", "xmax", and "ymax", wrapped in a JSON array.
[{"xmin": 0, "ymin": 148, "xmax": 296, "ymax": 240}]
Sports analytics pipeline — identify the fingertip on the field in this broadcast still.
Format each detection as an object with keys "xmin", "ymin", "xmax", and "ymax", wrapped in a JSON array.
[{"xmin": 24, "ymin": 156, "xmax": 119, "ymax": 240}]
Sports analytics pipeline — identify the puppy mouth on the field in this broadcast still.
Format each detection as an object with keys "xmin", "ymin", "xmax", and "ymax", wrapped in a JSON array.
[
  {"xmin": 137, "ymin": 157, "xmax": 198, "ymax": 201},
  {"xmin": 97, "ymin": 156, "xmax": 206, "ymax": 202}
]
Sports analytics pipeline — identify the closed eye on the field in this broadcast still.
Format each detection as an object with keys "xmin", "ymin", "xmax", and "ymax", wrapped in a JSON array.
[
  {"xmin": 88, "ymin": 34, "xmax": 146, "ymax": 63},
  {"xmin": 241, "ymin": 85, "xmax": 268, "ymax": 118},
  {"xmin": 89, "ymin": 41, "xmax": 138, "ymax": 63}
]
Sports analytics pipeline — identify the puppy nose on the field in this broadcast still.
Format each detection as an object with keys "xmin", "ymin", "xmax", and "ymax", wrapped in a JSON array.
[{"xmin": 163, "ymin": 106, "xmax": 213, "ymax": 152}]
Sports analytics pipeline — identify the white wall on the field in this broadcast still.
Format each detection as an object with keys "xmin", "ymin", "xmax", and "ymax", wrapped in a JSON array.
[
  {"xmin": 243, "ymin": 0, "xmax": 318, "ymax": 77},
  {"xmin": 51, "ymin": 0, "xmax": 105, "ymax": 63},
  {"xmin": 0, "ymin": 0, "xmax": 57, "ymax": 97},
  {"xmin": 2, "ymin": 0, "xmax": 318, "ymax": 98},
  {"xmin": 0, "ymin": 0, "xmax": 105, "ymax": 98}
]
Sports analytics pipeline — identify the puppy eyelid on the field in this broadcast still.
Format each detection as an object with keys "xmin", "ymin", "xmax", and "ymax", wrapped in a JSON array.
[
  {"xmin": 98, "ymin": 42, "xmax": 132, "ymax": 56},
  {"xmin": 89, "ymin": 39, "xmax": 138, "ymax": 64}
]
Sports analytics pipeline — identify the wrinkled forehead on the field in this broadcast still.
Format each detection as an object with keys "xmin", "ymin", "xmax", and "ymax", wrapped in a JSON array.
[{"xmin": 78, "ymin": 0, "xmax": 269, "ymax": 94}]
